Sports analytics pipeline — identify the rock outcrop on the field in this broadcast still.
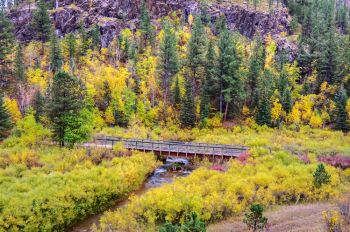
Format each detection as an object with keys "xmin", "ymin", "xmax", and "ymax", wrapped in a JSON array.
[{"xmin": 8, "ymin": 0, "xmax": 295, "ymax": 52}]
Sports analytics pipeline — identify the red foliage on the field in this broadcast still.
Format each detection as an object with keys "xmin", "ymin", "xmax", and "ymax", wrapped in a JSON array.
[
  {"xmin": 210, "ymin": 165, "xmax": 226, "ymax": 172},
  {"xmin": 298, "ymin": 154, "xmax": 311, "ymax": 164},
  {"xmin": 237, "ymin": 151, "xmax": 250, "ymax": 164},
  {"xmin": 317, "ymin": 155, "xmax": 350, "ymax": 169}
]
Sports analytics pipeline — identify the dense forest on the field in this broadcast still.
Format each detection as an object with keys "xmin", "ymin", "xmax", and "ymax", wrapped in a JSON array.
[
  {"xmin": 1, "ymin": 0, "xmax": 350, "ymax": 231},
  {"xmin": 0, "ymin": 0, "xmax": 350, "ymax": 146}
]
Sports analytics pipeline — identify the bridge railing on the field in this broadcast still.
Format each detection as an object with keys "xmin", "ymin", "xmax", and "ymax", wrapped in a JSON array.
[{"xmin": 94, "ymin": 136, "xmax": 248, "ymax": 157}]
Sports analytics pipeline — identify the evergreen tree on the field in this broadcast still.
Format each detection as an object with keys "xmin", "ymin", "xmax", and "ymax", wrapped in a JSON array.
[
  {"xmin": 48, "ymin": 71, "xmax": 86, "ymax": 147},
  {"xmin": 187, "ymin": 15, "xmax": 207, "ymax": 90},
  {"xmin": 159, "ymin": 222, "xmax": 180, "ymax": 232},
  {"xmin": 180, "ymin": 77, "xmax": 196, "ymax": 128},
  {"xmin": 278, "ymin": 67, "xmax": 292, "ymax": 113},
  {"xmin": 173, "ymin": 76, "xmax": 181, "ymax": 106},
  {"xmin": 218, "ymin": 27, "xmax": 243, "ymax": 119},
  {"xmin": 0, "ymin": 94, "xmax": 12, "ymax": 140},
  {"xmin": 31, "ymin": 0, "xmax": 51, "ymax": 54},
  {"xmin": 199, "ymin": 78, "xmax": 210, "ymax": 128},
  {"xmin": 78, "ymin": 24, "xmax": 90, "ymax": 58},
  {"xmin": 256, "ymin": 70, "xmax": 273, "ymax": 126},
  {"xmin": 64, "ymin": 33, "xmax": 76, "ymax": 73},
  {"xmin": 140, "ymin": 0, "xmax": 154, "ymax": 49},
  {"xmin": 181, "ymin": 212, "xmax": 206, "ymax": 232},
  {"xmin": 243, "ymin": 203, "xmax": 268, "ymax": 232},
  {"xmin": 33, "ymin": 90, "xmax": 45, "ymax": 122},
  {"xmin": 159, "ymin": 21, "xmax": 179, "ymax": 113},
  {"xmin": 14, "ymin": 44, "xmax": 25, "ymax": 82},
  {"xmin": 205, "ymin": 39, "xmax": 219, "ymax": 98},
  {"xmin": 334, "ymin": 86, "xmax": 349, "ymax": 132},
  {"xmin": 313, "ymin": 163, "xmax": 331, "ymax": 188},
  {"xmin": 49, "ymin": 30, "xmax": 63, "ymax": 73},
  {"xmin": 91, "ymin": 24, "xmax": 101, "ymax": 51},
  {"xmin": 247, "ymin": 36, "xmax": 265, "ymax": 109},
  {"xmin": 0, "ymin": 12, "xmax": 14, "ymax": 90}
]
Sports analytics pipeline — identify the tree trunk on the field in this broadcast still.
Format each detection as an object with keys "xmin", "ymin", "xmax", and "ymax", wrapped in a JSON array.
[{"xmin": 224, "ymin": 102, "xmax": 229, "ymax": 121}]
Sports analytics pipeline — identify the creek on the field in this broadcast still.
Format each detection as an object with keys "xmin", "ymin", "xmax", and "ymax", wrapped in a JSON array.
[{"xmin": 70, "ymin": 157, "xmax": 192, "ymax": 232}]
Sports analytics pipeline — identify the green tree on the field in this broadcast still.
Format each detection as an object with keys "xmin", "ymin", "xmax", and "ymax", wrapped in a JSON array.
[
  {"xmin": 140, "ymin": 0, "xmax": 154, "ymax": 49},
  {"xmin": 14, "ymin": 44, "xmax": 25, "ymax": 82},
  {"xmin": 180, "ymin": 77, "xmax": 196, "ymax": 128},
  {"xmin": 243, "ymin": 203, "xmax": 268, "ymax": 232},
  {"xmin": 31, "ymin": 0, "xmax": 51, "ymax": 54},
  {"xmin": 181, "ymin": 212, "xmax": 206, "ymax": 232},
  {"xmin": 205, "ymin": 39, "xmax": 219, "ymax": 99},
  {"xmin": 173, "ymin": 76, "xmax": 181, "ymax": 106},
  {"xmin": 32, "ymin": 90, "xmax": 45, "ymax": 122},
  {"xmin": 91, "ymin": 24, "xmax": 101, "ymax": 51},
  {"xmin": 49, "ymin": 30, "xmax": 63, "ymax": 73},
  {"xmin": 159, "ymin": 222, "xmax": 180, "ymax": 232},
  {"xmin": 255, "ymin": 70, "xmax": 273, "ymax": 126},
  {"xmin": 78, "ymin": 24, "xmax": 91, "ymax": 58},
  {"xmin": 0, "ymin": 94, "xmax": 12, "ymax": 140},
  {"xmin": 218, "ymin": 27, "xmax": 243, "ymax": 119},
  {"xmin": 48, "ymin": 71, "xmax": 87, "ymax": 147},
  {"xmin": 0, "ymin": 12, "xmax": 14, "ymax": 90},
  {"xmin": 187, "ymin": 15, "xmax": 207, "ymax": 90},
  {"xmin": 64, "ymin": 33, "xmax": 77, "ymax": 73},
  {"xmin": 199, "ymin": 77, "xmax": 210, "ymax": 128},
  {"xmin": 159, "ymin": 21, "xmax": 179, "ymax": 113},
  {"xmin": 278, "ymin": 67, "xmax": 292, "ymax": 113},
  {"xmin": 313, "ymin": 163, "xmax": 331, "ymax": 188},
  {"xmin": 334, "ymin": 86, "xmax": 349, "ymax": 132},
  {"xmin": 247, "ymin": 37, "xmax": 265, "ymax": 109}
]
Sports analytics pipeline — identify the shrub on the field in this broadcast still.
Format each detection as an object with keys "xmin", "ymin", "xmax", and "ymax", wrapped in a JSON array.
[
  {"xmin": 96, "ymin": 153, "xmax": 343, "ymax": 231},
  {"xmin": 313, "ymin": 164, "xmax": 331, "ymax": 188},
  {"xmin": 243, "ymin": 203, "xmax": 268, "ymax": 232}
]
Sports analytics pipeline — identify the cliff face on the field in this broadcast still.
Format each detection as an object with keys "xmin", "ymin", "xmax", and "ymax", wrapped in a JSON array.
[{"xmin": 8, "ymin": 0, "xmax": 294, "ymax": 52}]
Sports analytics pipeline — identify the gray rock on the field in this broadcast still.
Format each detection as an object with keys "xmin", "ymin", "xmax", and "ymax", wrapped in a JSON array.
[{"xmin": 8, "ymin": 0, "xmax": 295, "ymax": 54}]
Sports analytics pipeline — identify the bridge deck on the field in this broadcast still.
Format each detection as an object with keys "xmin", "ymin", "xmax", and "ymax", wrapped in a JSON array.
[{"xmin": 93, "ymin": 136, "xmax": 248, "ymax": 158}]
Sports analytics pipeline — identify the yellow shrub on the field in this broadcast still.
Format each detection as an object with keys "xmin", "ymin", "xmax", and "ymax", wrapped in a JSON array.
[
  {"xmin": 4, "ymin": 97, "xmax": 22, "ymax": 123},
  {"xmin": 309, "ymin": 112, "xmax": 323, "ymax": 128}
]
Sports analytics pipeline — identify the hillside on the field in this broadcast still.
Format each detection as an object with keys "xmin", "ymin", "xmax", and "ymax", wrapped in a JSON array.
[{"xmin": 1, "ymin": 0, "xmax": 350, "ymax": 231}]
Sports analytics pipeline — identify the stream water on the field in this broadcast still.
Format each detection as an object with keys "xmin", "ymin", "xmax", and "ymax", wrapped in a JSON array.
[{"xmin": 70, "ymin": 157, "xmax": 192, "ymax": 232}]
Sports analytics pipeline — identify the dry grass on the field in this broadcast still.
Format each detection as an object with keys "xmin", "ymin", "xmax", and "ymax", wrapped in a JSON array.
[{"xmin": 208, "ymin": 202, "xmax": 337, "ymax": 232}]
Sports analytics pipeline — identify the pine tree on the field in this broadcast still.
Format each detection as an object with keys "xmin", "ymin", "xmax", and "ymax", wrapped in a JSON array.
[
  {"xmin": 180, "ymin": 77, "xmax": 196, "ymax": 128},
  {"xmin": 187, "ymin": 15, "xmax": 207, "ymax": 91},
  {"xmin": 173, "ymin": 76, "xmax": 181, "ymax": 106},
  {"xmin": 140, "ymin": 0, "xmax": 154, "ymax": 49},
  {"xmin": 91, "ymin": 24, "xmax": 101, "ymax": 51},
  {"xmin": 0, "ymin": 94, "xmax": 12, "ymax": 140},
  {"xmin": 31, "ymin": 0, "xmax": 51, "ymax": 54},
  {"xmin": 181, "ymin": 212, "xmax": 206, "ymax": 232},
  {"xmin": 159, "ymin": 21, "xmax": 179, "ymax": 113},
  {"xmin": 78, "ymin": 24, "xmax": 90, "ymax": 58},
  {"xmin": 64, "ymin": 33, "xmax": 76, "ymax": 73},
  {"xmin": 205, "ymin": 39, "xmax": 219, "ymax": 98},
  {"xmin": 334, "ymin": 86, "xmax": 349, "ymax": 132},
  {"xmin": 256, "ymin": 70, "xmax": 273, "ymax": 126},
  {"xmin": 243, "ymin": 203, "xmax": 268, "ymax": 232},
  {"xmin": 313, "ymin": 163, "xmax": 331, "ymax": 188},
  {"xmin": 278, "ymin": 67, "xmax": 292, "ymax": 113},
  {"xmin": 14, "ymin": 43, "xmax": 25, "ymax": 82},
  {"xmin": 218, "ymin": 27, "xmax": 243, "ymax": 119},
  {"xmin": 33, "ymin": 90, "xmax": 45, "ymax": 122},
  {"xmin": 49, "ymin": 30, "xmax": 63, "ymax": 73},
  {"xmin": 0, "ymin": 12, "xmax": 14, "ymax": 90},
  {"xmin": 199, "ymin": 77, "xmax": 210, "ymax": 128},
  {"xmin": 48, "ymin": 71, "xmax": 86, "ymax": 146},
  {"xmin": 247, "ymin": 36, "xmax": 265, "ymax": 109}
]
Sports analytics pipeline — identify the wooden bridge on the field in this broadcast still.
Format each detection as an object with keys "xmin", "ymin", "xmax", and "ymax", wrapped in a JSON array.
[{"xmin": 90, "ymin": 136, "xmax": 249, "ymax": 160}]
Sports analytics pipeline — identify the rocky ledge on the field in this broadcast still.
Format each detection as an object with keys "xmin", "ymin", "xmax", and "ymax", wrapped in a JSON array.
[{"xmin": 8, "ymin": 0, "xmax": 295, "ymax": 52}]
